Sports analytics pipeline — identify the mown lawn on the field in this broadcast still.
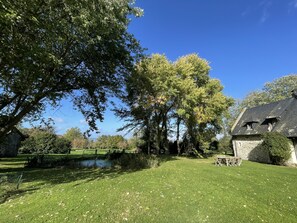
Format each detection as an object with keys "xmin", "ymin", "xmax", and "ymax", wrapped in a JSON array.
[{"xmin": 0, "ymin": 156, "xmax": 297, "ymax": 223}]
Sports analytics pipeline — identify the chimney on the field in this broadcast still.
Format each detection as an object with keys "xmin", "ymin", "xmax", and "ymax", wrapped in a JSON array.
[{"xmin": 292, "ymin": 89, "xmax": 297, "ymax": 99}]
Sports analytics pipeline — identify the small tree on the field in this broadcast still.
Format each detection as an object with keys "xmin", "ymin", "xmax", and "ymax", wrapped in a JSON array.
[
  {"xmin": 72, "ymin": 138, "xmax": 89, "ymax": 149},
  {"xmin": 261, "ymin": 132, "xmax": 291, "ymax": 165},
  {"xmin": 20, "ymin": 128, "xmax": 71, "ymax": 154},
  {"xmin": 53, "ymin": 138, "xmax": 71, "ymax": 154},
  {"xmin": 64, "ymin": 128, "xmax": 84, "ymax": 142},
  {"xmin": 95, "ymin": 135, "xmax": 127, "ymax": 150},
  {"xmin": 218, "ymin": 135, "xmax": 233, "ymax": 155}
]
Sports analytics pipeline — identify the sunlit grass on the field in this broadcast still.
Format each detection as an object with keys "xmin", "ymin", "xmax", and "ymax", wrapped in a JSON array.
[{"xmin": 1, "ymin": 156, "xmax": 297, "ymax": 222}]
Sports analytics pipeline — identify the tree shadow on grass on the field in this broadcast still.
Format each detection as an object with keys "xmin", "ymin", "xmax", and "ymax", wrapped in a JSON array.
[
  {"xmin": 0, "ymin": 188, "xmax": 38, "ymax": 204},
  {"xmin": 0, "ymin": 154, "xmax": 178, "ymax": 203}
]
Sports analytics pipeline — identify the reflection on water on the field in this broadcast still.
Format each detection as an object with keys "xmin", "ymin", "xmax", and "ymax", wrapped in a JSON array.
[{"xmin": 79, "ymin": 159, "xmax": 112, "ymax": 168}]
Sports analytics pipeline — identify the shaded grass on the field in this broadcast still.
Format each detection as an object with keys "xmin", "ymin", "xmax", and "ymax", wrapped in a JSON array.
[{"xmin": 0, "ymin": 156, "xmax": 297, "ymax": 222}]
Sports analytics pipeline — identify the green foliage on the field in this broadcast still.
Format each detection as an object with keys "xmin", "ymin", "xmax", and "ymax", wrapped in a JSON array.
[
  {"xmin": 117, "ymin": 53, "xmax": 233, "ymax": 154},
  {"xmin": 242, "ymin": 74, "xmax": 297, "ymax": 109},
  {"xmin": 112, "ymin": 153, "xmax": 160, "ymax": 170},
  {"xmin": 260, "ymin": 132, "xmax": 291, "ymax": 165},
  {"xmin": 20, "ymin": 128, "xmax": 71, "ymax": 154},
  {"xmin": 25, "ymin": 155, "xmax": 73, "ymax": 168},
  {"xmin": 71, "ymin": 138, "xmax": 89, "ymax": 149},
  {"xmin": 127, "ymin": 136, "xmax": 144, "ymax": 150},
  {"xmin": 218, "ymin": 135, "xmax": 233, "ymax": 154},
  {"xmin": 63, "ymin": 127, "xmax": 89, "ymax": 149},
  {"xmin": 96, "ymin": 135, "xmax": 127, "ymax": 150},
  {"xmin": 63, "ymin": 128, "xmax": 84, "ymax": 142},
  {"xmin": 52, "ymin": 138, "xmax": 71, "ymax": 154},
  {"xmin": 20, "ymin": 129, "xmax": 56, "ymax": 154},
  {"xmin": 0, "ymin": 0, "xmax": 143, "ymax": 139}
]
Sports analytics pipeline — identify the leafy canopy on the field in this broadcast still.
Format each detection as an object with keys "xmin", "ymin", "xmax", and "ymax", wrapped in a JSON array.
[
  {"xmin": 0, "ymin": 0, "xmax": 143, "ymax": 139},
  {"xmin": 117, "ymin": 53, "xmax": 233, "ymax": 153},
  {"xmin": 239, "ymin": 74, "xmax": 297, "ymax": 109}
]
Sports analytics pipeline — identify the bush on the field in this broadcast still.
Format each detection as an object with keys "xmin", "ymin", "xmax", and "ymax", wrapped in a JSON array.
[
  {"xmin": 19, "ymin": 129, "xmax": 71, "ymax": 154},
  {"xmin": 52, "ymin": 138, "xmax": 71, "ymax": 154},
  {"xmin": 25, "ymin": 155, "xmax": 72, "ymax": 168},
  {"xmin": 111, "ymin": 153, "xmax": 160, "ymax": 170},
  {"xmin": 261, "ymin": 132, "xmax": 291, "ymax": 165},
  {"xmin": 218, "ymin": 136, "xmax": 233, "ymax": 155}
]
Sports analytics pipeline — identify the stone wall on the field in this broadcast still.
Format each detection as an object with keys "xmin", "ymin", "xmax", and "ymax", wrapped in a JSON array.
[
  {"xmin": 232, "ymin": 135, "xmax": 270, "ymax": 163},
  {"xmin": 232, "ymin": 136, "xmax": 297, "ymax": 164},
  {"xmin": 288, "ymin": 139, "xmax": 297, "ymax": 164}
]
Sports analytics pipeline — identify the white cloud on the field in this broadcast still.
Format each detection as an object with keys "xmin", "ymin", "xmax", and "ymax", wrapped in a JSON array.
[
  {"xmin": 287, "ymin": 0, "xmax": 297, "ymax": 14},
  {"xmin": 291, "ymin": 0, "xmax": 297, "ymax": 8},
  {"xmin": 241, "ymin": 7, "xmax": 250, "ymax": 17},
  {"xmin": 79, "ymin": 119, "xmax": 87, "ymax": 125},
  {"xmin": 259, "ymin": 0, "xmax": 272, "ymax": 23},
  {"xmin": 49, "ymin": 116, "xmax": 64, "ymax": 123},
  {"xmin": 260, "ymin": 8, "xmax": 269, "ymax": 23}
]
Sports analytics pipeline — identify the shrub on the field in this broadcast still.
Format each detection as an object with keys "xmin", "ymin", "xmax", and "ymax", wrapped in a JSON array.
[
  {"xmin": 25, "ymin": 155, "xmax": 71, "ymax": 168},
  {"xmin": 111, "ymin": 153, "xmax": 160, "ymax": 170},
  {"xmin": 218, "ymin": 136, "xmax": 233, "ymax": 155},
  {"xmin": 20, "ymin": 128, "xmax": 71, "ymax": 154},
  {"xmin": 261, "ymin": 132, "xmax": 291, "ymax": 165},
  {"xmin": 52, "ymin": 138, "xmax": 71, "ymax": 154}
]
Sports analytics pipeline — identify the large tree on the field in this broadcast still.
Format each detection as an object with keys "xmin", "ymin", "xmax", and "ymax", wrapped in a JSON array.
[
  {"xmin": 117, "ymin": 54, "xmax": 179, "ymax": 154},
  {"xmin": 0, "ymin": 0, "xmax": 143, "ymax": 140},
  {"xmin": 241, "ymin": 74, "xmax": 297, "ymax": 108},
  {"xmin": 117, "ymin": 54, "xmax": 233, "ymax": 154},
  {"xmin": 174, "ymin": 55, "xmax": 233, "ymax": 152}
]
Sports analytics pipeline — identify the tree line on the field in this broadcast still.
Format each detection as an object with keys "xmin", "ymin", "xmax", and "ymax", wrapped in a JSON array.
[{"xmin": 19, "ymin": 127, "xmax": 140, "ymax": 154}]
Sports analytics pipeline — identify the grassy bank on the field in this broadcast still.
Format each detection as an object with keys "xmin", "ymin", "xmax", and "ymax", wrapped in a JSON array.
[{"xmin": 1, "ymin": 156, "xmax": 297, "ymax": 222}]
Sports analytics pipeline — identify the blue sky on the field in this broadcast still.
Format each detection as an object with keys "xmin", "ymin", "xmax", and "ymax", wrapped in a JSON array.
[{"xmin": 32, "ymin": 0, "xmax": 297, "ymax": 137}]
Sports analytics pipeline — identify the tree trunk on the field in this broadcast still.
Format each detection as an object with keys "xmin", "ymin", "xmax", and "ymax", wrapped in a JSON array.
[
  {"xmin": 0, "ymin": 98, "xmax": 42, "ymax": 140},
  {"xmin": 156, "ymin": 126, "xmax": 161, "ymax": 155},
  {"xmin": 146, "ymin": 119, "xmax": 151, "ymax": 155},
  {"xmin": 177, "ymin": 117, "xmax": 181, "ymax": 155},
  {"xmin": 162, "ymin": 114, "xmax": 169, "ymax": 154}
]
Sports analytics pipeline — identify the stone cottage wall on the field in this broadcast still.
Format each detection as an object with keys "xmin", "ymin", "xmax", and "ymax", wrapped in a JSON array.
[
  {"xmin": 232, "ymin": 136, "xmax": 297, "ymax": 164},
  {"xmin": 232, "ymin": 135, "xmax": 271, "ymax": 163},
  {"xmin": 287, "ymin": 139, "xmax": 297, "ymax": 164}
]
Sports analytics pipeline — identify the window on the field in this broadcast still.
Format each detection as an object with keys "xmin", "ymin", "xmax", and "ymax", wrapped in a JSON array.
[
  {"xmin": 264, "ymin": 117, "xmax": 278, "ymax": 132},
  {"xmin": 246, "ymin": 123, "xmax": 253, "ymax": 130},
  {"xmin": 268, "ymin": 122, "xmax": 273, "ymax": 132},
  {"xmin": 243, "ymin": 119, "xmax": 259, "ymax": 131}
]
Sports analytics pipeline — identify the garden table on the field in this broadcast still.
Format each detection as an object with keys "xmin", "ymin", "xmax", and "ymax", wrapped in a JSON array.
[{"xmin": 215, "ymin": 156, "xmax": 242, "ymax": 166}]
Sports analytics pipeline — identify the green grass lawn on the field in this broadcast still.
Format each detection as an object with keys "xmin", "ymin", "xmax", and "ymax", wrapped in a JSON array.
[{"xmin": 1, "ymin": 155, "xmax": 297, "ymax": 223}]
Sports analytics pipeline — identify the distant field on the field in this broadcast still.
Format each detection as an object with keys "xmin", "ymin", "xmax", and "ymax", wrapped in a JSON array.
[
  {"xmin": 71, "ymin": 148, "xmax": 133, "ymax": 155},
  {"xmin": 70, "ymin": 149, "xmax": 106, "ymax": 155},
  {"xmin": 1, "ymin": 155, "xmax": 297, "ymax": 222}
]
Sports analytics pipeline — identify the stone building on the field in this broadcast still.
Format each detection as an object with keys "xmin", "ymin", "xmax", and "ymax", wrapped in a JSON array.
[
  {"xmin": 231, "ymin": 90, "xmax": 297, "ymax": 164},
  {"xmin": 0, "ymin": 128, "xmax": 26, "ymax": 157}
]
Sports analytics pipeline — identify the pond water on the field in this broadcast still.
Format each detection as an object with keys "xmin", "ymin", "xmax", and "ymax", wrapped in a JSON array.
[{"xmin": 79, "ymin": 159, "xmax": 112, "ymax": 168}]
